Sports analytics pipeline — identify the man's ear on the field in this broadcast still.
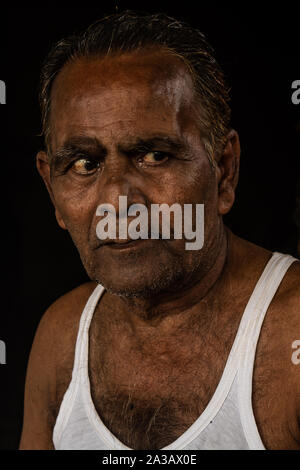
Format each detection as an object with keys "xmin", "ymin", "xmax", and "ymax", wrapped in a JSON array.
[
  {"xmin": 36, "ymin": 150, "xmax": 67, "ymax": 230},
  {"xmin": 216, "ymin": 129, "xmax": 241, "ymax": 215}
]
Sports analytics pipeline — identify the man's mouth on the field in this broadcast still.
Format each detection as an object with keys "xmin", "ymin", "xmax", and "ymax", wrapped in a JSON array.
[{"xmin": 100, "ymin": 238, "xmax": 150, "ymax": 251}]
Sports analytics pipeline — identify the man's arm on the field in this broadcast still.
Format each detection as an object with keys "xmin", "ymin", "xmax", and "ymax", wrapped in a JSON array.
[
  {"xmin": 19, "ymin": 281, "xmax": 97, "ymax": 450},
  {"xmin": 285, "ymin": 262, "xmax": 300, "ymax": 426},
  {"xmin": 253, "ymin": 258, "xmax": 300, "ymax": 449},
  {"xmin": 280, "ymin": 261, "xmax": 300, "ymax": 441},
  {"xmin": 19, "ymin": 306, "xmax": 57, "ymax": 449},
  {"xmin": 279, "ymin": 261, "xmax": 300, "ymax": 441}
]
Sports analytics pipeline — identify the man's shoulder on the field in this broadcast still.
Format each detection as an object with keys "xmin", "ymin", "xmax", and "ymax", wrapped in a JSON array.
[
  {"xmin": 35, "ymin": 281, "xmax": 98, "ymax": 359},
  {"xmin": 259, "ymin": 256, "xmax": 300, "ymax": 402},
  {"xmin": 252, "ymin": 254, "xmax": 300, "ymax": 445},
  {"xmin": 232, "ymin": 234, "xmax": 300, "ymax": 313},
  {"xmin": 273, "ymin": 256, "xmax": 300, "ymax": 318},
  {"xmin": 272, "ymin": 257, "xmax": 300, "ymax": 372},
  {"xmin": 29, "ymin": 281, "xmax": 98, "ymax": 383},
  {"xmin": 41, "ymin": 281, "xmax": 98, "ymax": 330},
  {"xmin": 260, "ymin": 255, "xmax": 300, "ymax": 351},
  {"xmin": 26, "ymin": 281, "xmax": 98, "ymax": 420}
]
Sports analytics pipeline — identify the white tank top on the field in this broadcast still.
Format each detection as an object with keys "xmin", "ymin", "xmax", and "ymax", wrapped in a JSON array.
[{"xmin": 53, "ymin": 252, "xmax": 297, "ymax": 450}]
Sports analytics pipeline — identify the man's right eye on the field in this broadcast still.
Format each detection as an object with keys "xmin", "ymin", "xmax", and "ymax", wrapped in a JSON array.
[{"xmin": 71, "ymin": 158, "xmax": 100, "ymax": 175}]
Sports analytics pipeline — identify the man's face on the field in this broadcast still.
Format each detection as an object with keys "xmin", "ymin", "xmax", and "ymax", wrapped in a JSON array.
[{"xmin": 44, "ymin": 50, "xmax": 224, "ymax": 297}]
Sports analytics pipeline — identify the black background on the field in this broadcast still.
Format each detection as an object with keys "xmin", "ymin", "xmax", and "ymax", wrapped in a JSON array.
[{"xmin": 0, "ymin": 3, "xmax": 299, "ymax": 450}]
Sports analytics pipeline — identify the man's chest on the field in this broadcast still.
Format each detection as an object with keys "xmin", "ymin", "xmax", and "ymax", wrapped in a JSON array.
[
  {"xmin": 86, "ymin": 348, "xmax": 298, "ymax": 450},
  {"xmin": 87, "ymin": 321, "xmax": 235, "ymax": 449}
]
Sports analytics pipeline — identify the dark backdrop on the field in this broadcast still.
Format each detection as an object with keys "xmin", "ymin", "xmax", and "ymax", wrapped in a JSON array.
[{"xmin": 0, "ymin": 4, "xmax": 299, "ymax": 449}]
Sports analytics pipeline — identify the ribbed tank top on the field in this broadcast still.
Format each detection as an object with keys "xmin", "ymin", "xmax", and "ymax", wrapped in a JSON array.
[{"xmin": 53, "ymin": 252, "xmax": 297, "ymax": 450}]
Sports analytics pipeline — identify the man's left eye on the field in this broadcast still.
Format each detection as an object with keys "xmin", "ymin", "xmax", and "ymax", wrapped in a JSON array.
[
  {"xmin": 72, "ymin": 158, "xmax": 100, "ymax": 175},
  {"xmin": 140, "ymin": 151, "xmax": 169, "ymax": 164}
]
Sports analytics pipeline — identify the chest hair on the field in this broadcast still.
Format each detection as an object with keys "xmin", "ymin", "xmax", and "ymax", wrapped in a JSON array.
[{"xmin": 88, "ymin": 325, "xmax": 233, "ymax": 449}]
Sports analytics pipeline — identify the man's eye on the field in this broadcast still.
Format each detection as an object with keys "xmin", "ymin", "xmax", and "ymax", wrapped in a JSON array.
[
  {"xmin": 71, "ymin": 158, "xmax": 100, "ymax": 175},
  {"xmin": 139, "ymin": 151, "xmax": 169, "ymax": 165}
]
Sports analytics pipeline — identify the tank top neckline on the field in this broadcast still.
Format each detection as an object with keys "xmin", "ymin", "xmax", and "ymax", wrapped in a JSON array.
[{"xmin": 54, "ymin": 251, "xmax": 297, "ymax": 450}]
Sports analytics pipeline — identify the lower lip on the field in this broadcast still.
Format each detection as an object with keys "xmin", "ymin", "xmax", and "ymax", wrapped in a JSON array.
[{"xmin": 103, "ymin": 239, "xmax": 150, "ymax": 251}]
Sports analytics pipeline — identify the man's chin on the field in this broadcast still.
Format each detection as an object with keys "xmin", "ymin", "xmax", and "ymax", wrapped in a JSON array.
[
  {"xmin": 80, "ymin": 241, "xmax": 198, "ymax": 298},
  {"xmin": 101, "ymin": 284, "xmax": 161, "ymax": 299},
  {"xmin": 93, "ymin": 263, "xmax": 187, "ymax": 299}
]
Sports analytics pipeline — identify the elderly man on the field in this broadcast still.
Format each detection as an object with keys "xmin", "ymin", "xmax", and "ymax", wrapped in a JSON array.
[{"xmin": 19, "ymin": 12, "xmax": 300, "ymax": 450}]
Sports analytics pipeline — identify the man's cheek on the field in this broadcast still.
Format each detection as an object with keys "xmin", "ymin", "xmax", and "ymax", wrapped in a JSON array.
[
  {"xmin": 54, "ymin": 191, "xmax": 94, "ymax": 222},
  {"xmin": 54, "ymin": 203, "xmax": 94, "ymax": 249}
]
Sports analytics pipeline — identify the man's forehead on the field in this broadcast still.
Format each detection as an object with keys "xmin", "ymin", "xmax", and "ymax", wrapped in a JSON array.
[{"xmin": 51, "ymin": 49, "xmax": 195, "ymax": 112}]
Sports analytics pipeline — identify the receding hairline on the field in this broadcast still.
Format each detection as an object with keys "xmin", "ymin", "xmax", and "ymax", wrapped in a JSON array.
[{"xmin": 52, "ymin": 46, "xmax": 194, "ymax": 91}]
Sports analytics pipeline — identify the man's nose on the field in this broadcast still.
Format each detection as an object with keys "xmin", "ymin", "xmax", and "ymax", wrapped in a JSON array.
[{"xmin": 97, "ymin": 156, "xmax": 147, "ymax": 214}]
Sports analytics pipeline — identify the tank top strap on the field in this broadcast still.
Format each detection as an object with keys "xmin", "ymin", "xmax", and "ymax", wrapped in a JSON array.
[
  {"xmin": 53, "ymin": 283, "xmax": 105, "ymax": 447},
  {"xmin": 236, "ymin": 251, "xmax": 297, "ymax": 449},
  {"xmin": 72, "ymin": 283, "xmax": 105, "ymax": 383}
]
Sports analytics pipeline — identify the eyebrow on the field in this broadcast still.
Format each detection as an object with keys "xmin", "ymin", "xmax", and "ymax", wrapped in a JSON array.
[
  {"xmin": 51, "ymin": 136, "xmax": 105, "ymax": 166},
  {"xmin": 124, "ymin": 136, "xmax": 185, "ymax": 153},
  {"xmin": 51, "ymin": 134, "xmax": 185, "ymax": 167}
]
